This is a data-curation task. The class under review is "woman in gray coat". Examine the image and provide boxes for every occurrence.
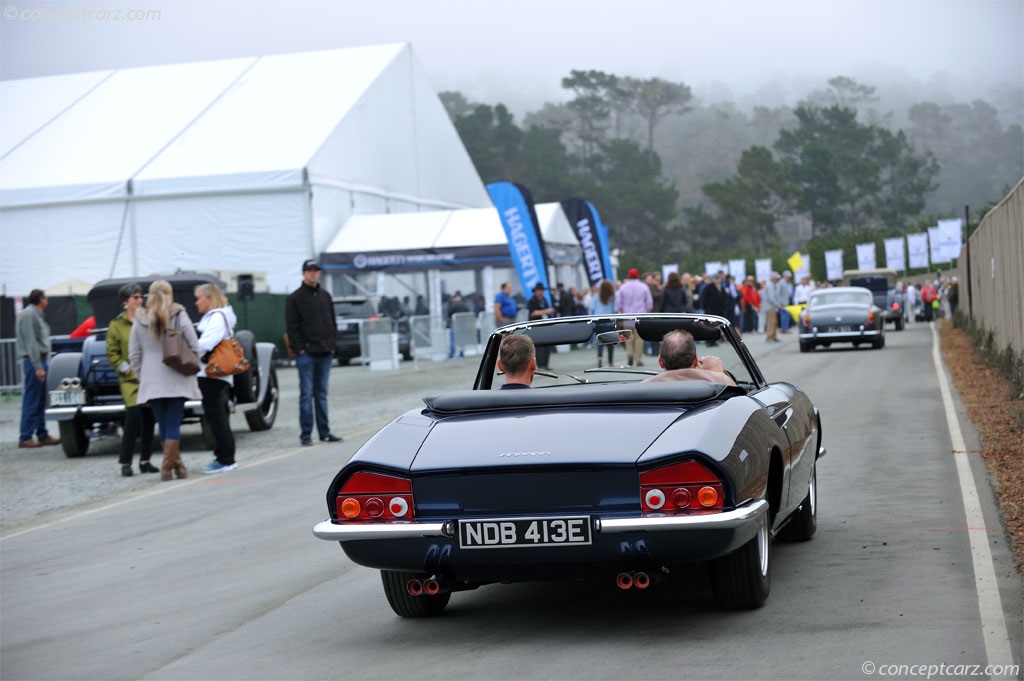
[129,280,201,480]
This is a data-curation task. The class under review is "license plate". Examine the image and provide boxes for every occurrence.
[459,516,592,549]
[49,390,85,406]
[827,325,853,333]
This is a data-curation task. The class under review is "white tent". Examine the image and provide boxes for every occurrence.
[0,44,490,296]
[322,202,582,274]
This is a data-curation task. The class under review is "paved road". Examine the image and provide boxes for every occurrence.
[1,325,1021,680]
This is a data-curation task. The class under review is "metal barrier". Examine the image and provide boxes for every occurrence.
[451,312,483,357]
[359,318,400,371]
[1,338,23,394]
[409,315,448,362]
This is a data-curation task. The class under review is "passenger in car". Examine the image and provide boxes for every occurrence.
[497,334,536,389]
[643,330,736,385]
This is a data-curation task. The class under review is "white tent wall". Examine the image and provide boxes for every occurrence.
[1,202,127,296]
[132,191,308,293]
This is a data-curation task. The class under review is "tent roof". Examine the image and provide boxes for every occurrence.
[0,44,489,208]
[43,277,94,296]
[326,203,578,254]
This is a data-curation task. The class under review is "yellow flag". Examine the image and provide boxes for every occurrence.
[785,303,806,323]
[787,252,804,273]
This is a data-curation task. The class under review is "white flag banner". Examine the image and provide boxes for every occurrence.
[907,233,929,269]
[755,258,772,284]
[937,219,963,261]
[794,252,811,281]
[856,242,877,270]
[661,263,679,282]
[825,249,844,281]
[728,259,746,282]
[704,261,725,277]
[884,237,906,272]
[928,227,948,264]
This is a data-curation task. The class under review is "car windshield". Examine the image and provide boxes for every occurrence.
[808,291,872,307]
[485,315,755,390]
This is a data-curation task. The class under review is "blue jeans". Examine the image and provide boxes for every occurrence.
[297,352,333,440]
[20,358,50,442]
[149,397,185,441]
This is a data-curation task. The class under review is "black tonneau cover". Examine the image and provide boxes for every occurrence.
[423,381,744,414]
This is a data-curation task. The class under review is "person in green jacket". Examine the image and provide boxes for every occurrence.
[107,283,157,477]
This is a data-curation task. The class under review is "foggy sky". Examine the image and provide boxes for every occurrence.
[2,0,1022,112]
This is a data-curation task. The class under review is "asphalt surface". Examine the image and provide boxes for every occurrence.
[1,325,1021,680]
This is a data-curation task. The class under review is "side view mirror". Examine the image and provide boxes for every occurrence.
[596,329,633,345]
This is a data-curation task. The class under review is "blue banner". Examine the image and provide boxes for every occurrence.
[588,201,614,282]
[487,182,551,305]
[561,198,613,286]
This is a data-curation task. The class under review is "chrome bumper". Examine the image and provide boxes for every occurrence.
[46,399,204,420]
[799,329,881,339]
[312,499,769,542]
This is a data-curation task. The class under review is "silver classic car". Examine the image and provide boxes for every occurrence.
[313,313,824,617]
[798,286,885,352]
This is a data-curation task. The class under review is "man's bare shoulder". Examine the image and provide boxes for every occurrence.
[643,368,736,385]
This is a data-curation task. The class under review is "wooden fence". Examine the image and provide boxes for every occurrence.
[962,177,1024,366]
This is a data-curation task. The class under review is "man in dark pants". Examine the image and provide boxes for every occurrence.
[286,260,342,447]
[16,289,61,448]
[526,283,555,370]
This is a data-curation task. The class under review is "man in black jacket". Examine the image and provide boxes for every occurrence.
[286,260,342,446]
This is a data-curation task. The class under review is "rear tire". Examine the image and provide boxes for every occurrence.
[799,340,812,353]
[710,511,770,609]
[59,416,90,458]
[872,335,885,349]
[381,570,450,618]
[779,462,817,542]
[895,317,905,331]
[245,367,278,431]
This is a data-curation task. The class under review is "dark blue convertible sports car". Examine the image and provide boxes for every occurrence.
[313,313,824,617]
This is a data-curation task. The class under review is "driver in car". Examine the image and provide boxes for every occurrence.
[643,330,736,385]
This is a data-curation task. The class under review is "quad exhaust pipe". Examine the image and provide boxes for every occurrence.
[616,571,652,590]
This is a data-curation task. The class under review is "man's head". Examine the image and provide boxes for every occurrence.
[770,271,780,282]
[501,282,511,294]
[783,270,792,280]
[498,334,536,386]
[658,330,698,370]
[302,259,321,287]
[27,289,47,309]
[532,283,546,298]
[627,268,640,280]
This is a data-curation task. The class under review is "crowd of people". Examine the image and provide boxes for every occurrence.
[13,261,962,478]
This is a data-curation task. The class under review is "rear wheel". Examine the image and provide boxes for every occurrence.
[381,570,450,618]
[779,461,817,542]
[710,511,770,609]
[245,367,278,431]
[895,316,905,331]
[59,416,89,458]
[799,340,812,353]
[872,335,885,349]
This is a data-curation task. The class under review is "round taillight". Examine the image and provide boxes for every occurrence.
[645,489,666,510]
[671,487,692,508]
[340,497,361,518]
[697,486,719,507]
[364,497,385,517]
[389,496,409,517]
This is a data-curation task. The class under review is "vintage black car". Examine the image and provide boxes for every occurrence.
[44,274,279,457]
[313,313,823,617]
[798,286,885,352]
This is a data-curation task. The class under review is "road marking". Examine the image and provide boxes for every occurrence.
[930,321,1014,671]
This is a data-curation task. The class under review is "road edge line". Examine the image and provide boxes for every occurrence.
[930,321,1015,672]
